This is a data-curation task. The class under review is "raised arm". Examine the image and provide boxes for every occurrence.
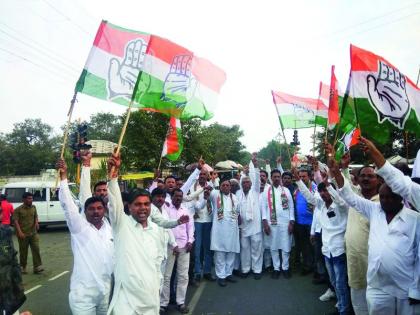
[78,151,93,209]
[107,153,124,227]
[181,158,204,195]
[249,154,261,193]
[57,158,84,234]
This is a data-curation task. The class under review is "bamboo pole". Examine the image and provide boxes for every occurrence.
[54,92,77,188]
[273,104,292,163]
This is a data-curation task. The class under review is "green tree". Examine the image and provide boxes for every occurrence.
[257,140,293,170]
[0,119,60,176]
[87,112,121,142]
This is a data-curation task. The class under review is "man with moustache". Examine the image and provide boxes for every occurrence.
[57,158,114,315]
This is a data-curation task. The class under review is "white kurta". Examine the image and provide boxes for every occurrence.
[107,179,165,315]
[59,179,114,301]
[262,184,295,251]
[237,161,262,237]
[209,190,240,253]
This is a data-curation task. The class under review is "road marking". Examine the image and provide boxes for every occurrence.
[24,285,42,295]
[48,270,69,281]
[188,281,207,314]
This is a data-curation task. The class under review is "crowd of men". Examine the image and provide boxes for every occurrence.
[1,136,420,315]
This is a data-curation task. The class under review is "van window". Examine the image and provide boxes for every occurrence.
[5,188,26,203]
[50,188,59,201]
[28,188,47,201]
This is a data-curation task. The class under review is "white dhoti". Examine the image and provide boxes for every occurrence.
[240,232,263,273]
[214,251,236,279]
[366,286,416,315]
[350,287,369,315]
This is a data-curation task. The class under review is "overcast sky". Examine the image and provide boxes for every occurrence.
[1,0,419,154]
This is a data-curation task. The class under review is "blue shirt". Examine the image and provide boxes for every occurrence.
[295,182,317,225]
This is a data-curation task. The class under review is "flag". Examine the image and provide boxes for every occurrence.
[328,65,340,129]
[161,117,183,161]
[76,20,150,105]
[340,45,420,143]
[132,35,226,120]
[271,90,328,129]
[335,124,361,161]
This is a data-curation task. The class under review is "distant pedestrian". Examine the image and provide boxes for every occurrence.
[0,194,14,226]
[13,192,43,274]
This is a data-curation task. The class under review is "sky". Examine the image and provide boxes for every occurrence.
[0,0,419,155]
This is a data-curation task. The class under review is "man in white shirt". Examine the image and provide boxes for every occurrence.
[150,188,177,292]
[237,158,263,279]
[295,171,351,315]
[262,169,295,279]
[358,137,420,211]
[57,158,114,315]
[106,153,167,315]
[160,189,194,314]
[204,179,240,287]
[330,156,420,315]
[190,168,215,284]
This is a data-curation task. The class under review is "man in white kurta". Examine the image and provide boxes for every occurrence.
[262,169,295,279]
[237,160,263,279]
[331,159,420,315]
[57,159,114,315]
[204,179,240,287]
[106,155,165,315]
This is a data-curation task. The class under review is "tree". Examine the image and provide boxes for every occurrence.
[87,112,121,143]
[257,140,293,170]
[0,119,60,176]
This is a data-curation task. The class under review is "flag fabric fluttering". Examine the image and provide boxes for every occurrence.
[328,65,341,129]
[335,124,360,161]
[161,117,183,161]
[271,90,328,129]
[76,20,151,106]
[132,35,226,121]
[339,45,420,143]
[76,21,226,121]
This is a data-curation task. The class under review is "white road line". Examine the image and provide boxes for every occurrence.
[48,270,69,281]
[188,281,207,314]
[24,285,42,295]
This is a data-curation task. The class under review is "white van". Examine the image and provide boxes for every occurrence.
[2,181,79,227]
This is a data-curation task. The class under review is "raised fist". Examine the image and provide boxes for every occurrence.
[161,55,197,108]
[367,60,410,128]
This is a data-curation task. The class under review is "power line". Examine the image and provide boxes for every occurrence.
[321,2,420,39]
[0,27,80,76]
[41,0,92,37]
[0,46,76,84]
[0,21,82,72]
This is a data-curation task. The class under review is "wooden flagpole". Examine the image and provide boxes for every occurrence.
[273,103,292,163]
[55,92,77,188]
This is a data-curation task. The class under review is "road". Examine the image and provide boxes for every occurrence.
[15,227,337,315]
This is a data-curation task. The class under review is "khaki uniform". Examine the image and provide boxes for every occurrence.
[13,204,43,270]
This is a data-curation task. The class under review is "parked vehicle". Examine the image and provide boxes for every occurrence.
[2,181,79,227]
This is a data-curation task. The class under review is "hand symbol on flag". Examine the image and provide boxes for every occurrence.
[108,39,148,99]
[367,60,410,128]
[161,55,197,108]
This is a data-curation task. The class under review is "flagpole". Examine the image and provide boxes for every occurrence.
[312,82,322,157]
[109,100,133,177]
[273,103,292,163]
[55,91,78,188]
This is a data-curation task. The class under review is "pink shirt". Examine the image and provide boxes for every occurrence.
[164,203,194,248]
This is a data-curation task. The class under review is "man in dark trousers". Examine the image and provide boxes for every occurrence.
[13,192,44,274]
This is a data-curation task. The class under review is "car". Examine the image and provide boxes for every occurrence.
[2,181,79,227]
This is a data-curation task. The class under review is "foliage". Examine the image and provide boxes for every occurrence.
[257,140,294,170]
[0,119,60,176]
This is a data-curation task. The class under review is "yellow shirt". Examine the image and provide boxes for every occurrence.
[344,194,379,289]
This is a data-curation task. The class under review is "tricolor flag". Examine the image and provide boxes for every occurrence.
[340,45,420,143]
[335,124,360,161]
[132,35,226,120]
[76,21,226,121]
[328,65,340,129]
[271,90,328,129]
[76,21,150,105]
[161,117,183,161]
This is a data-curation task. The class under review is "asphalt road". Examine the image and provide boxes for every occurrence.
[15,227,337,315]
